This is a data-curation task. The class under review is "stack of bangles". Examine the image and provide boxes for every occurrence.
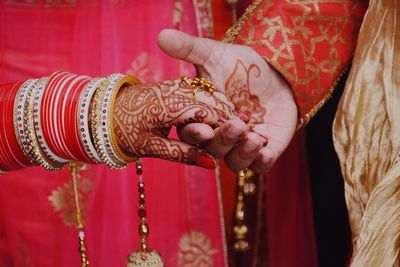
[0,71,140,173]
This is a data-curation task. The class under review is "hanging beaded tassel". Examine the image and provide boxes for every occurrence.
[126,159,164,267]
[69,161,90,267]
[233,168,256,252]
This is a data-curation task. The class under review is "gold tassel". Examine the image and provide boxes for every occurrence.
[126,159,164,267]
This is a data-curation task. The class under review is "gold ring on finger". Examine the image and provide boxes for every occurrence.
[181,76,216,101]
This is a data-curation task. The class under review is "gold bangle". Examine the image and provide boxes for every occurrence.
[90,74,141,170]
[107,74,140,164]
[76,78,105,164]
[90,79,119,168]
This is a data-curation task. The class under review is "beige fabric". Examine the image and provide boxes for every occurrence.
[333,0,400,266]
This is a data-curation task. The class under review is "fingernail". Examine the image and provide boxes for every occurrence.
[239,112,250,123]
[263,139,269,147]
[242,139,260,153]
[196,153,216,169]
[249,128,269,146]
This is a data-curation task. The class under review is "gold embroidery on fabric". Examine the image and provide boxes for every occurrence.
[48,164,92,227]
[173,0,184,27]
[238,13,351,81]
[192,0,214,38]
[223,0,265,43]
[178,231,218,267]
[297,63,350,128]
[231,1,357,124]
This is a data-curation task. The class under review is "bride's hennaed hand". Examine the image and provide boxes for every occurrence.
[113,78,239,169]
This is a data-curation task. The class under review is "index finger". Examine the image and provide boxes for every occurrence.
[170,79,240,127]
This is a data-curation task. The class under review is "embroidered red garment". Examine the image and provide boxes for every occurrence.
[233,0,368,126]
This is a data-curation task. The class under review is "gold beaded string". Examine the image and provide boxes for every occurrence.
[136,159,149,252]
[233,168,256,252]
[126,159,164,266]
[69,161,90,267]
[70,160,164,267]
[225,6,258,248]
[180,76,257,252]
[135,159,150,253]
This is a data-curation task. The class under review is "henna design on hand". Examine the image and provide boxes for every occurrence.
[113,79,236,164]
[225,60,266,124]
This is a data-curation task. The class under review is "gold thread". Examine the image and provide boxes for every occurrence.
[297,63,351,129]
[222,0,263,44]
[70,161,83,228]
[69,161,90,267]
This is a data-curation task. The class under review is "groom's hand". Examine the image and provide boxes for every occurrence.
[158,29,298,173]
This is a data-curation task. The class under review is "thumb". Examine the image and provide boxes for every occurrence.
[157,29,217,66]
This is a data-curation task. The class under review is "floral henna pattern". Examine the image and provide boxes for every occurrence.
[224,60,266,124]
[113,79,236,164]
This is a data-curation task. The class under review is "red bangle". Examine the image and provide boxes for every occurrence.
[54,74,83,159]
[46,72,75,158]
[63,76,91,161]
[35,72,69,164]
[0,81,32,170]
[40,72,92,162]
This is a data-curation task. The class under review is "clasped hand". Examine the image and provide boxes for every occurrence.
[114,29,298,174]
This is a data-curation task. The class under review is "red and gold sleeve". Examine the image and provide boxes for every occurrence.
[225,0,368,127]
